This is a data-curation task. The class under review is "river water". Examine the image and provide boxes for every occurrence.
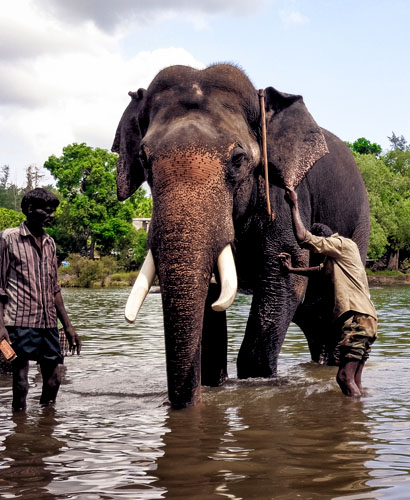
[0,285,410,499]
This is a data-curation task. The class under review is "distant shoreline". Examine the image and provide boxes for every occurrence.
[367,273,410,286]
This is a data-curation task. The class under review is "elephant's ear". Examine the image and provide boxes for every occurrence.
[264,87,328,189]
[112,89,146,201]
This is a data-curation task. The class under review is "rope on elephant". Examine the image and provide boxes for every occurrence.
[259,89,272,218]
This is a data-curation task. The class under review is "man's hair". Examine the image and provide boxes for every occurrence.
[21,188,60,215]
[311,223,333,238]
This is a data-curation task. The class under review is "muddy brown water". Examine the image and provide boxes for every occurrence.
[1,285,410,499]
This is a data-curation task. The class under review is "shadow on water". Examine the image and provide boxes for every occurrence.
[0,285,410,499]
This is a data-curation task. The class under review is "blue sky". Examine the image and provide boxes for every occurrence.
[1,0,409,186]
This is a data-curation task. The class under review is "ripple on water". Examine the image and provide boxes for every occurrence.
[0,286,409,499]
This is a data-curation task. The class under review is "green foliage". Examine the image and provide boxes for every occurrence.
[115,228,149,271]
[355,141,410,265]
[44,143,152,264]
[383,149,410,176]
[132,188,153,217]
[0,184,24,212]
[347,137,382,156]
[110,271,139,286]
[0,207,25,231]
[366,269,404,277]
[59,254,118,288]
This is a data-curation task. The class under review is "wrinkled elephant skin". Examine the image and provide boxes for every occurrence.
[112,64,370,408]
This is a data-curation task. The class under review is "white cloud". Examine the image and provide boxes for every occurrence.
[0,1,206,185]
[279,10,309,27]
[40,0,267,32]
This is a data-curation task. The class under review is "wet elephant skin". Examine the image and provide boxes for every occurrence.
[112,64,370,408]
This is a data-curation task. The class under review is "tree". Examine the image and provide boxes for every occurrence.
[132,187,153,217]
[356,153,410,269]
[1,165,9,188]
[388,132,409,151]
[347,137,382,156]
[384,149,410,176]
[44,143,151,263]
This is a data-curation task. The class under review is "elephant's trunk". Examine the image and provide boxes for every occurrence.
[149,148,235,408]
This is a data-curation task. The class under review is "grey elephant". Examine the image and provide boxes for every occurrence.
[112,64,369,409]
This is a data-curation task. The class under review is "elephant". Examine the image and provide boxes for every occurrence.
[112,64,370,409]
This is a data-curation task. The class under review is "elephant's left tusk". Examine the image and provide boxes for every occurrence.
[212,244,238,312]
[125,249,156,323]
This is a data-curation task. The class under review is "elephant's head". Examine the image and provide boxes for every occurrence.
[112,64,328,408]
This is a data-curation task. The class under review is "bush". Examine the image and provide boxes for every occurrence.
[110,271,138,286]
[0,207,25,231]
[59,254,118,287]
[366,269,404,277]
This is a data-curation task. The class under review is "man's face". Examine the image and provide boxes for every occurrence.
[26,203,56,228]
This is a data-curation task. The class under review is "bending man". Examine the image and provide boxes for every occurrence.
[279,189,377,397]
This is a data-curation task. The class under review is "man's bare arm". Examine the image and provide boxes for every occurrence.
[0,300,10,343]
[278,252,322,276]
[55,291,81,355]
[284,189,307,244]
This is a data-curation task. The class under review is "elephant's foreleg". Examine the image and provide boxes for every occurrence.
[237,278,303,379]
[201,283,228,387]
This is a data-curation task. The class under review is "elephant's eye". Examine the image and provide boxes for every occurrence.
[231,150,247,168]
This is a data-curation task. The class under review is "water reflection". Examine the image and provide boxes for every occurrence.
[0,408,64,499]
[155,384,378,499]
[0,285,409,499]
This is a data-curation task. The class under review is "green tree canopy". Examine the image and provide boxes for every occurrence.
[355,153,410,261]
[44,143,152,262]
[347,137,382,156]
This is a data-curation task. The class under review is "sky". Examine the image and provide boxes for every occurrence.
[1,0,409,186]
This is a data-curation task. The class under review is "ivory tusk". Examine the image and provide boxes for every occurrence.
[125,249,156,323]
[211,244,238,312]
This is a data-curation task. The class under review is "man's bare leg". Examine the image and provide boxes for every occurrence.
[12,358,30,411]
[336,359,361,397]
[40,362,61,406]
[354,360,365,393]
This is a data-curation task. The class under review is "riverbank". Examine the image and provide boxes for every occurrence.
[367,271,410,286]
[58,271,410,289]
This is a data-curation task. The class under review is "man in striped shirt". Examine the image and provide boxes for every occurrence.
[0,188,81,411]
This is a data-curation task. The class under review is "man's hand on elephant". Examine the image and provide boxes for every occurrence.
[278,252,293,271]
[284,188,298,207]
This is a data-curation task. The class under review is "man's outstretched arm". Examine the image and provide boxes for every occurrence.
[284,189,307,244]
[278,252,322,276]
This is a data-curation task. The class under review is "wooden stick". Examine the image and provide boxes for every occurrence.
[259,89,271,216]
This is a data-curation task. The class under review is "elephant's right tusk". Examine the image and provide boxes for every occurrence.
[125,249,156,323]
[211,244,238,312]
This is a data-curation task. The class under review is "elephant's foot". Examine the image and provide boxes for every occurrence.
[202,368,228,387]
[336,360,362,397]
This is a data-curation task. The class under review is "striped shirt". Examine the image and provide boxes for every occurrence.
[0,223,61,328]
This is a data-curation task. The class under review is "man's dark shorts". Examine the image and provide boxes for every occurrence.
[7,327,63,365]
